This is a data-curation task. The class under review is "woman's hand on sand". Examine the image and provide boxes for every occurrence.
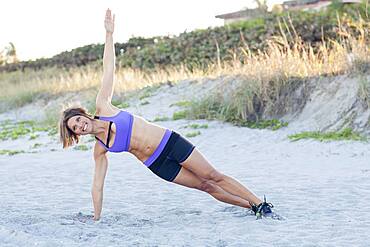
[104,9,115,34]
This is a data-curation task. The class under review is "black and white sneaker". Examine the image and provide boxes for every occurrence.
[250,196,283,220]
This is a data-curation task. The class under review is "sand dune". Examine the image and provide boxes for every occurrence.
[0,78,369,246]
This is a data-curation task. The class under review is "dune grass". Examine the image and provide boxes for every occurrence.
[0,149,25,156]
[184,123,209,129]
[73,144,90,151]
[288,128,367,142]
[0,19,368,131]
[170,101,192,108]
[152,116,170,122]
[172,111,187,120]
[0,120,56,141]
[185,17,370,127]
[185,131,201,138]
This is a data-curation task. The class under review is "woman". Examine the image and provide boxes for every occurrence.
[59,9,274,221]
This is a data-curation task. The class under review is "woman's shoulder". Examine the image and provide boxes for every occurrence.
[95,104,120,117]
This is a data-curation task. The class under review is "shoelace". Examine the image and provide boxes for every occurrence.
[251,195,274,218]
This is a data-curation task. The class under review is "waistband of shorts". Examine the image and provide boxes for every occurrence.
[143,129,173,167]
[146,131,180,168]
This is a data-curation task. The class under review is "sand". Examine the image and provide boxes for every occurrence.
[0,80,370,247]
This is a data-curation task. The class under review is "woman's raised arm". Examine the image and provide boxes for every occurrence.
[96,9,116,110]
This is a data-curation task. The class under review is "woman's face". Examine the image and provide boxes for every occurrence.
[67,115,93,135]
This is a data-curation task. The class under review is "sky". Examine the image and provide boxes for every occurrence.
[0,0,283,61]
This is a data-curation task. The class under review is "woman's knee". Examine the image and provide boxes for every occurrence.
[207,170,225,183]
[197,181,216,193]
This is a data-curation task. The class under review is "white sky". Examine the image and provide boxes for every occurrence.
[0,0,283,61]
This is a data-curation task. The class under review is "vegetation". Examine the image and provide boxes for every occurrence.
[0,4,369,133]
[170,101,192,108]
[238,119,288,130]
[31,143,43,149]
[140,100,150,105]
[288,128,367,142]
[112,100,130,109]
[184,123,209,129]
[0,3,368,73]
[152,116,170,122]
[0,42,18,65]
[73,145,89,151]
[173,111,187,120]
[0,149,25,156]
[183,13,369,127]
[0,120,56,141]
[185,131,201,138]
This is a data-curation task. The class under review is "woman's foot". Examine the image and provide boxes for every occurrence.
[250,196,277,219]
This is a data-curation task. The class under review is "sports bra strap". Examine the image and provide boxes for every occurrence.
[106,122,113,147]
[93,115,113,148]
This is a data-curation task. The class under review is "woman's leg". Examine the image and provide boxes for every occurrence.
[181,148,262,206]
[172,167,252,208]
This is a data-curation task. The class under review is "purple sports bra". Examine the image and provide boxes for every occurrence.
[94,110,133,153]
[94,110,172,167]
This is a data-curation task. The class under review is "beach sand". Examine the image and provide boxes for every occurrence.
[0,80,369,246]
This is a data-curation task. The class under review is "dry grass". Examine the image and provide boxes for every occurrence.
[186,17,370,122]
[0,18,368,114]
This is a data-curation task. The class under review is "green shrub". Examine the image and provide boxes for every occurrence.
[74,145,89,151]
[185,123,209,129]
[173,111,188,120]
[0,149,25,156]
[288,128,367,142]
[170,101,192,107]
[185,131,201,138]
[153,116,170,122]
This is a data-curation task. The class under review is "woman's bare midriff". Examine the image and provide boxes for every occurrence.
[128,115,167,163]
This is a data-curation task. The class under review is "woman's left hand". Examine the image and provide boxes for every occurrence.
[104,9,115,34]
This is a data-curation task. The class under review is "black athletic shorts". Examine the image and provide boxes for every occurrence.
[148,131,195,182]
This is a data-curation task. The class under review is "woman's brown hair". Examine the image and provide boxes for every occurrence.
[59,106,93,148]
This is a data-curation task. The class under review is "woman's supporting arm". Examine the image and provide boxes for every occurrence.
[96,9,116,109]
[92,145,109,220]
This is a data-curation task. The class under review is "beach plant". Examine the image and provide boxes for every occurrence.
[239,119,288,130]
[0,120,57,141]
[0,121,32,140]
[2,4,367,73]
[0,9,368,132]
[140,100,150,105]
[74,145,89,151]
[139,91,152,100]
[185,131,201,138]
[29,133,39,140]
[173,110,188,120]
[87,136,96,142]
[0,149,25,156]
[184,123,209,129]
[47,127,58,136]
[170,101,192,108]
[288,128,367,142]
[138,85,160,100]
[152,116,170,122]
[112,99,130,109]
[31,143,43,149]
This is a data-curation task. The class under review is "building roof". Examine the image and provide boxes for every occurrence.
[283,0,361,7]
[341,0,362,3]
[215,9,265,20]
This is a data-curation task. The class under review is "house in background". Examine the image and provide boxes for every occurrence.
[282,0,362,11]
[216,0,362,25]
[215,8,267,25]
